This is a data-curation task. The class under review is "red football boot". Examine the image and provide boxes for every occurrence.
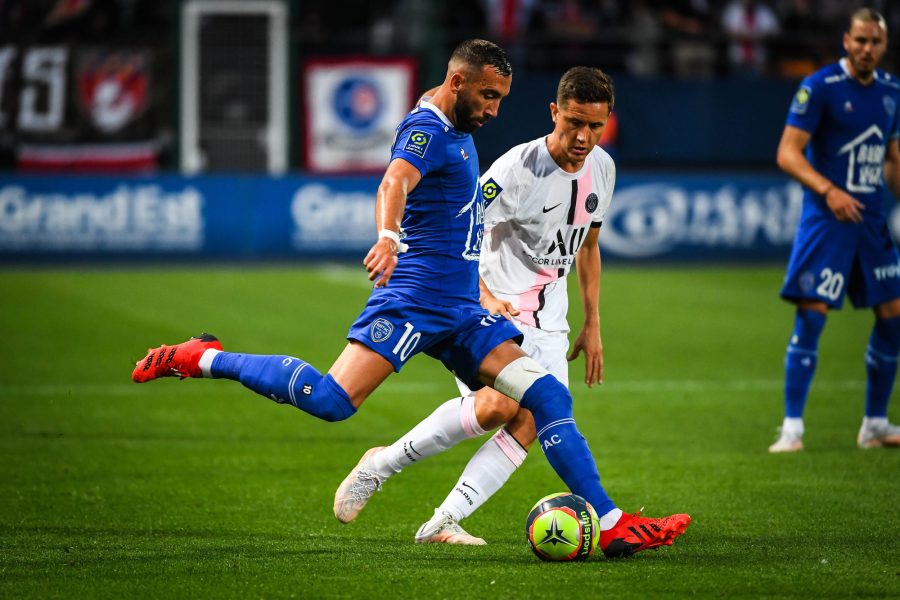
[132,333,223,382]
[600,509,691,558]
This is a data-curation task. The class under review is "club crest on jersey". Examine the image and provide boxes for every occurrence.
[404,130,432,158]
[585,193,599,213]
[370,318,394,343]
[885,96,896,117]
[790,86,811,114]
[459,147,469,160]
[481,178,502,206]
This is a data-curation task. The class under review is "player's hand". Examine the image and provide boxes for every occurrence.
[481,295,519,320]
[364,237,399,288]
[567,328,603,387]
[825,188,864,223]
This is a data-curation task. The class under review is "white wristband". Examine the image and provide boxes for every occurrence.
[379,229,408,253]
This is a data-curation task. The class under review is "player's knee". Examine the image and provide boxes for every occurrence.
[476,388,520,427]
[314,402,355,422]
[493,356,548,402]
[309,374,357,422]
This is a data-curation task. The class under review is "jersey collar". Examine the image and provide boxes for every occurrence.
[418,101,454,129]
[840,57,880,83]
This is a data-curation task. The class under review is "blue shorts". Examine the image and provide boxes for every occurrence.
[347,288,524,389]
[781,212,900,309]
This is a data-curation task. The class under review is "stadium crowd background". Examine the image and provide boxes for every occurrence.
[1,0,897,173]
[4,0,898,76]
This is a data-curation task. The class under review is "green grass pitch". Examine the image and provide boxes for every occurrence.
[1,264,897,598]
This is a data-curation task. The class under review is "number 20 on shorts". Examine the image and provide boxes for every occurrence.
[817,267,844,301]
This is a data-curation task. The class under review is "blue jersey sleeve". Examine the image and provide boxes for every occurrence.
[891,91,900,141]
[785,75,824,134]
[391,120,447,177]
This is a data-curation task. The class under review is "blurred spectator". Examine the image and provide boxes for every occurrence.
[773,0,829,78]
[654,0,717,78]
[481,0,538,68]
[521,0,601,72]
[441,0,488,41]
[626,0,662,76]
[483,0,538,42]
[722,0,780,76]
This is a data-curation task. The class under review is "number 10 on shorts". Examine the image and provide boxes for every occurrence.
[393,322,421,361]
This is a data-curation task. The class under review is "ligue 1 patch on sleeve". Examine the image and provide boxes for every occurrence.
[403,130,432,158]
[790,86,811,114]
[481,178,503,206]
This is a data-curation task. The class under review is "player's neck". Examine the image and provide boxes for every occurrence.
[426,88,459,129]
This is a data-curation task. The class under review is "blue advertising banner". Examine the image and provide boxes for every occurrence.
[602,174,805,261]
[0,175,379,260]
[1,173,897,262]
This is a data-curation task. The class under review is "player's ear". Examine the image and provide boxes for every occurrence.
[449,72,466,95]
[550,102,559,123]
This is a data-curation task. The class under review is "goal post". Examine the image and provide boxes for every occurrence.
[180,0,288,174]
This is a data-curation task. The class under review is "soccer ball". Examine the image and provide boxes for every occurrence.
[525,492,599,562]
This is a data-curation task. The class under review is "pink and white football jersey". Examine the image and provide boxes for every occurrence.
[478,137,615,332]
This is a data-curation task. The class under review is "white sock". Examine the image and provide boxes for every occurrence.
[782,417,804,437]
[438,427,527,521]
[369,395,485,480]
[198,348,221,378]
[599,508,623,531]
[862,416,888,430]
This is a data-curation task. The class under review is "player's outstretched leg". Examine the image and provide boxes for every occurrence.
[132,334,357,422]
[132,333,222,381]
[415,509,486,545]
[599,510,692,559]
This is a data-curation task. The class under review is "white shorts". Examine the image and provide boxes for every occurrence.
[456,319,570,396]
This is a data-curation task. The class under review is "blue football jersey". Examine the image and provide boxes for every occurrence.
[384,101,484,305]
[786,59,900,219]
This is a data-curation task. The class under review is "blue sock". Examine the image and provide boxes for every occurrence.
[211,352,356,422]
[865,315,900,418]
[784,309,826,418]
[520,374,616,516]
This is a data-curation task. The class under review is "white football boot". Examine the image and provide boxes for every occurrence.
[857,420,900,449]
[415,509,486,545]
[333,447,385,523]
[768,427,804,453]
